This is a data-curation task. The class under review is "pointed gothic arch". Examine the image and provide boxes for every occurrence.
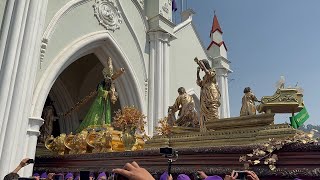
[30,31,145,127]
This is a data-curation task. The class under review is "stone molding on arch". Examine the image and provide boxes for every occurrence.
[40,0,148,82]
[31,31,145,124]
[49,78,80,133]
[40,0,93,65]
[93,0,122,31]
[115,0,148,81]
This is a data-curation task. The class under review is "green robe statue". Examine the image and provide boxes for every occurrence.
[75,57,124,132]
[76,82,111,132]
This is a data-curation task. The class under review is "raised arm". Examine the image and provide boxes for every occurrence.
[169,97,181,113]
[12,158,30,173]
[196,66,203,87]
[253,94,260,102]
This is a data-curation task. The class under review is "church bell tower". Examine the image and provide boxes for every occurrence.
[207,13,232,118]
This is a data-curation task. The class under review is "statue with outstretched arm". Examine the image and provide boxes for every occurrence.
[194,57,221,131]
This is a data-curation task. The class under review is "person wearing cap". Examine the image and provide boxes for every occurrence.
[89,172,95,180]
[177,174,191,180]
[97,172,107,180]
[65,173,74,180]
[40,172,48,179]
[204,175,222,180]
[33,173,40,180]
[159,172,168,180]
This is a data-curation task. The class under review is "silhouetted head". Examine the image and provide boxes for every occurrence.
[201,59,211,70]
[244,87,251,93]
[178,87,186,95]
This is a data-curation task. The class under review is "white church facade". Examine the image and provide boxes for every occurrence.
[0,0,231,177]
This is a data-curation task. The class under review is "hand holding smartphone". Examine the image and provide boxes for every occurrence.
[234,171,247,180]
[52,174,64,180]
[26,159,34,164]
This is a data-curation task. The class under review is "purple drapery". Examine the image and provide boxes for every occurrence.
[172,0,178,12]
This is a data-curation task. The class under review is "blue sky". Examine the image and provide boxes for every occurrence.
[174,0,320,125]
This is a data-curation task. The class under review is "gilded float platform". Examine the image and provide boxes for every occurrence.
[145,114,298,149]
[34,143,320,179]
[34,114,320,179]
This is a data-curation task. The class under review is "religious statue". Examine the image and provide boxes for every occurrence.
[240,87,260,116]
[39,103,55,143]
[76,57,124,132]
[168,87,198,127]
[194,57,221,131]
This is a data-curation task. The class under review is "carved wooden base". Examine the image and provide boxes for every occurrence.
[145,114,298,149]
[34,114,318,179]
[34,144,320,179]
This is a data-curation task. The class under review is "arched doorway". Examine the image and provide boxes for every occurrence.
[40,53,122,138]
[26,32,145,174]
[31,32,144,119]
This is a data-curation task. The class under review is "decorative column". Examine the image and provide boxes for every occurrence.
[224,75,230,117]
[23,117,44,176]
[0,0,48,178]
[163,36,170,118]
[148,32,171,135]
[216,69,228,118]
[147,32,156,135]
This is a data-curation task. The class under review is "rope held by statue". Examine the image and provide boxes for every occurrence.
[61,90,98,117]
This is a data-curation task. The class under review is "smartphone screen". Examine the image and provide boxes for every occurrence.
[235,171,247,180]
[26,159,34,164]
[160,147,173,155]
[80,171,90,180]
[53,174,64,180]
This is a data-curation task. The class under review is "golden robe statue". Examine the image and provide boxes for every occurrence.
[195,58,221,129]
[169,87,198,127]
[240,87,259,116]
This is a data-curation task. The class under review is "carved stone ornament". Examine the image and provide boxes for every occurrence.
[162,2,169,14]
[93,0,122,31]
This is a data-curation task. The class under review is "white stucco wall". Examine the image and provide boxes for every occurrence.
[0,0,7,27]
[207,45,220,59]
[169,22,207,105]
[211,31,223,43]
[220,44,227,59]
[44,0,71,28]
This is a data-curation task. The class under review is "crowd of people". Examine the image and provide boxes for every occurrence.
[5,159,306,180]
[4,158,263,180]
